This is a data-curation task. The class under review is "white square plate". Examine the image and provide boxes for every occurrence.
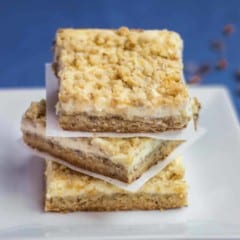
[0,86,240,239]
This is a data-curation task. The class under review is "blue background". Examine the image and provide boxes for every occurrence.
[1,0,240,117]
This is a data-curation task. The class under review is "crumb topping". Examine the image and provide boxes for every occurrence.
[54,27,189,114]
[23,99,46,126]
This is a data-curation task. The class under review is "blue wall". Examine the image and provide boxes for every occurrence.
[1,0,240,116]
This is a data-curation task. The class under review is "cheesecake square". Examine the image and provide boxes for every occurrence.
[44,157,188,212]
[21,100,182,183]
[53,27,192,133]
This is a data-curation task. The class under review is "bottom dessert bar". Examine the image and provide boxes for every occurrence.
[45,157,188,212]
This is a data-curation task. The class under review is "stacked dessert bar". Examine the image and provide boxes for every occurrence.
[21,27,200,212]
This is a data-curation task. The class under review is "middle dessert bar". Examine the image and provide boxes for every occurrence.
[21,100,182,183]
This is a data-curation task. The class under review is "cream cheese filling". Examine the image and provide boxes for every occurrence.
[58,98,192,119]
[127,140,162,173]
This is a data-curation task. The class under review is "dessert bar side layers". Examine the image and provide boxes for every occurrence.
[45,158,187,212]
[21,100,182,183]
[58,113,190,133]
[59,98,201,132]
[53,27,192,132]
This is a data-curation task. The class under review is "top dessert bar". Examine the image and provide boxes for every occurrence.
[53,27,192,132]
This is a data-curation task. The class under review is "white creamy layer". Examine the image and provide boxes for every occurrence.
[45,159,185,198]
[22,120,162,169]
[22,121,106,158]
[58,97,192,119]
[127,140,161,173]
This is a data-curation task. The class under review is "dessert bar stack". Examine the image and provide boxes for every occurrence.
[21,27,200,212]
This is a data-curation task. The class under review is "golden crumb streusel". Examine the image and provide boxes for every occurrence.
[54,27,189,114]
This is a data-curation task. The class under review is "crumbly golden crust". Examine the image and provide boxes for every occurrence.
[24,99,46,126]
[54,27,189,119]
[45,193,187,212]
[59,112,190,132]
[44,159,187,212]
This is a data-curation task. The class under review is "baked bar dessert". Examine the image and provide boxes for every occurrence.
[45,157,188,212]
[21,100,182,183]
[53,27,193,132]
